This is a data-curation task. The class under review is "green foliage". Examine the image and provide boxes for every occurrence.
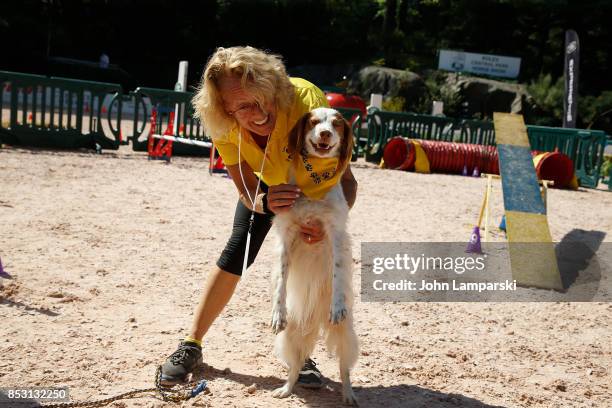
[2,0,612,132]
[378,71,462,115]
[420,71,464,117]
[601,156,611,179]
[579,91,612,132]
[526,74,564,126]
[525,75,612,132]
[382,96,406,112]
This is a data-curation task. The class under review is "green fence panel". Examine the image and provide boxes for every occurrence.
[0,70,122,150]
[526,125,578,158]
[573,131,606,188]
[364,111,456,162]
[526,125,607,188]
[130,87,210,156]
[456,119,496,146]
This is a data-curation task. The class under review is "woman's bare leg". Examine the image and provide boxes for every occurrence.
[189,267,240,340]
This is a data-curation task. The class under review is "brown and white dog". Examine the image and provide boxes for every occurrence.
[270,107,359,405]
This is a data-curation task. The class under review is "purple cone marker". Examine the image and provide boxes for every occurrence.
[0,257,11,279]
[466,227,482,254]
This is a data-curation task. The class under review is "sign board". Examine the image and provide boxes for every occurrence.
[438,49,521,79]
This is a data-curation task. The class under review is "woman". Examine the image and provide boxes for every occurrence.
[160,46,358,388]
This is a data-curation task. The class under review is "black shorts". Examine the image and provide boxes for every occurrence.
[216,182,274,276]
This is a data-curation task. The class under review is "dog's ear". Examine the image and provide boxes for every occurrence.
[337,115,354,173]
[288,112,311,163]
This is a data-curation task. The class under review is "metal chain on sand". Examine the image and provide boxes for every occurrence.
[40,366,208,408]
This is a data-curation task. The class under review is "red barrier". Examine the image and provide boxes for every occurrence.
[147,110,174,161]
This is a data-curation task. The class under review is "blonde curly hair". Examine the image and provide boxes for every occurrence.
[192,46,295,140]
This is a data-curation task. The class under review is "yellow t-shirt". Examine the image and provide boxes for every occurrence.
[214,77,329,187]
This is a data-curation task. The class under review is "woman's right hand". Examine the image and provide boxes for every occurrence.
[267,184,301,214]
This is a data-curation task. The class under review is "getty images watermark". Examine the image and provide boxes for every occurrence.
[371,251,516,292]
[361,242,611,302]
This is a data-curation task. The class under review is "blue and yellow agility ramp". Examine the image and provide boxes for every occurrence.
[494,113,563,290]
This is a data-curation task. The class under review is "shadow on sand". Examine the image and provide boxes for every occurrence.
[556,228,607,293]
[197,364,508,408]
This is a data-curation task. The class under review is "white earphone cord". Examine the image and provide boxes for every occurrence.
[237,125,271,276]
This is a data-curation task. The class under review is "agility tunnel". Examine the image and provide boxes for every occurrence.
[532,151,577,189]
[383,137,577,188]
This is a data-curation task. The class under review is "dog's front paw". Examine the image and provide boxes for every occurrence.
[272,383,293,398]
[270,308,287,334]
[330,304,347,325]
[342,388,359,406]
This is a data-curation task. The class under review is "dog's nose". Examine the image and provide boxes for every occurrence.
[319,130,332,142]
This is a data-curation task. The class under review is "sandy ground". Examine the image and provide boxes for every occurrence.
[0,145,611,408]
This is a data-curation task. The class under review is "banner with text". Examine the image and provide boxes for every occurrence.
[563,30,580,128]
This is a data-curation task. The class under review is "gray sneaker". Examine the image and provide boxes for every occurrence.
[297,358,323,389]
[160,341,203,385]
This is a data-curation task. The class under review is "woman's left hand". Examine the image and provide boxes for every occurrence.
[300,219,325,244]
